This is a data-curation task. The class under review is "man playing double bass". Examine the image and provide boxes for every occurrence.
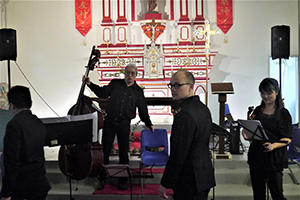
[83,63,155,191]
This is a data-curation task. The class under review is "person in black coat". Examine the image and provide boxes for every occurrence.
[1,86,51,200]
[242,78,292,200]
[158,70,215,200]
[83,64,154,190]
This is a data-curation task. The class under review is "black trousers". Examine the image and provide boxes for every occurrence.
[173,189,210,200]
[11,193,48,200]
[249,164,287,200]
[102,118,130,165]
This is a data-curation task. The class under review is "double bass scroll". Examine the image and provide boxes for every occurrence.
[69,46,102,119]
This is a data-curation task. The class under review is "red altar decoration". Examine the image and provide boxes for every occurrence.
[141,24,166,42]
[216,0,233,34]
[145,13,161,20]
[75,0,92,36]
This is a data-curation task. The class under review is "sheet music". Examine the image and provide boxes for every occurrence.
[68,112,98,142]
[41,112,98,145]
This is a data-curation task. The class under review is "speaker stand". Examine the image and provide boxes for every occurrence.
[278,58,282,88]
[7,60,11,90]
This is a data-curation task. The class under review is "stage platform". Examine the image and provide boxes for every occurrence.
[42,146,300,200]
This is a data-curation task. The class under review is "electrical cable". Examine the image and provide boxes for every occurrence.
[14,61,60,117]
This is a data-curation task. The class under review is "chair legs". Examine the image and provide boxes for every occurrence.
[288,165,299,185]
[139,161,144,198]
[129,177,133,200]
[138,162,156,198]
[287,160,300,185]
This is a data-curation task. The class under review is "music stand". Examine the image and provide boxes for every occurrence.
[103,164,133,200]
[237,119,269,142]
[41,112,99,200]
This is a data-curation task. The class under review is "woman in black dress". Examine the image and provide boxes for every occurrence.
[243,77,293,200]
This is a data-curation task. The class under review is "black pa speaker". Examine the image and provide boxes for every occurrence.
[229,121,241,154]
[271,25,290,59]
[0,28,17,61]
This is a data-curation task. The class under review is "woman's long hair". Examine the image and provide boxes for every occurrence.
[258,77,283,120]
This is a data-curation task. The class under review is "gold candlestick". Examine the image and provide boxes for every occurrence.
[125,39,129,54]
[175,38,181,53]
[192,37,196,52]
[105,40,110,55]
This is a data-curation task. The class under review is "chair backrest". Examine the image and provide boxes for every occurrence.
[288,124,300,159]
[0,109,13,151]
[141,129,169,166]
[290,125,300,147]
[225,103,233,127]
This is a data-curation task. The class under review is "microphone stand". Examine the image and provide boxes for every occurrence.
[257,125,271,200]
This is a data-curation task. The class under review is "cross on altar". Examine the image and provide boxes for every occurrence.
[146,17,161,27]
[194,19,221,104]
[146,18,161,42]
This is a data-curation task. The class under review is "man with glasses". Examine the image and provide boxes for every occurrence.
[83,63,155,191]
[159,70,215,200]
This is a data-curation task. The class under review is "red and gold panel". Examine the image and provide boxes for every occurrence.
[75,0,91,36]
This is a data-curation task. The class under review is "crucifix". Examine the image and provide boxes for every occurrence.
[194,19,221,104]
[146,18,161,42]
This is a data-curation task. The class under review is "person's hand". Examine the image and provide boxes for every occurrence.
[263,142,274,152]
[82,75,91,85]
[158,185,168,199]
[241,129,250,141]
[151,126,155,132]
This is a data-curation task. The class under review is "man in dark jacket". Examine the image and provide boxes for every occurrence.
[158,70,215,200]
[83,63,154,190]
[1,86,51,200]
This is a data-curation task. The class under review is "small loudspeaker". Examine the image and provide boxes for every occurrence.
[271,25,290,59]
[229,121,240,154]
[0,29,17,61]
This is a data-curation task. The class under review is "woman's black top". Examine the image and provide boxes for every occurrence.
[248,106,293,170]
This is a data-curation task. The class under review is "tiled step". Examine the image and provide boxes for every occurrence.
[45,158,300,185]
[46,183,300,200]
[26,154,300,200]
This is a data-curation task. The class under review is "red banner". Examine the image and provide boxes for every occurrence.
[75,0,91,36]
[216,0,233,34]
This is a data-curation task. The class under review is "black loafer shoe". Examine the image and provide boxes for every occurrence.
[118,181,127,190]
[97,179,106,190]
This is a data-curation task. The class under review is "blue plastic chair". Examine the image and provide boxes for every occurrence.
[287,124,300,185]
[224,103,233,128]
[139,129,169,196]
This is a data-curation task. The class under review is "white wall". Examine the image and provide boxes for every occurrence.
[0,0,298,125]
[206,0,298,123]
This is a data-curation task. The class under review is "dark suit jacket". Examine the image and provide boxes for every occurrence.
[161,95,215,194]
[88,79,153,129]
[1,110,51,198]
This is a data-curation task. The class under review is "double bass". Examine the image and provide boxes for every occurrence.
[58,46,104,181]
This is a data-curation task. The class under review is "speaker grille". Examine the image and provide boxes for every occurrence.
[271,25,290,59]
[0,29,17,61]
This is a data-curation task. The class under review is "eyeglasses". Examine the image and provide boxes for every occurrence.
[125,71,136,76]
[167,83,190,89]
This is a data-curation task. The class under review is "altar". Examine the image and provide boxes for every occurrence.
[92,0,219,117]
